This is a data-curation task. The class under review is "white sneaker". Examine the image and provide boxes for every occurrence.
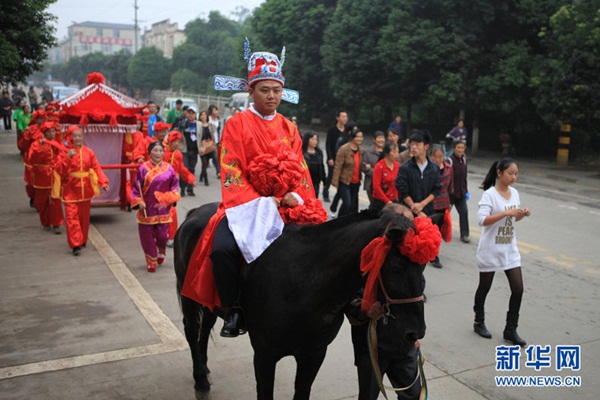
[166,239,174,248]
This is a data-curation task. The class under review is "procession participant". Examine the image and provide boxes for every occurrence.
[473,158,531,346]
[18,110,47,206]
[27,122,65,233]
[133,121,170,163]
[55,126,109,255]
[131,142,180,272]
[163,130,197,247]
[181,38,327,337]
[16,104,32,142]
[123,117,145,210]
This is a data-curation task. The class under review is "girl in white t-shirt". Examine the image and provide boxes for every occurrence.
[473,159,531,347]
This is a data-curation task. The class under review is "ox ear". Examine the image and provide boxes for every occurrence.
[429,213,444,229]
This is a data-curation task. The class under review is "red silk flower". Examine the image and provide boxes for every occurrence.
[279,197,328,225]
[400,217,442,265]
[247,140,304,198]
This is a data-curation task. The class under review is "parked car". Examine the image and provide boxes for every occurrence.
[45,80,65,90]
[52,86,79,100]
[161,97,199,120]
[223,92,252,120]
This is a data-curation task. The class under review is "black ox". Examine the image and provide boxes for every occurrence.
[174,202,427,400]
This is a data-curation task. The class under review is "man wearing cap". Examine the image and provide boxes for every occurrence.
[27,122,65,233]
[55,125,109,255]
[18,110,47,206]
[181,38,326,337]
[177,106,199,197]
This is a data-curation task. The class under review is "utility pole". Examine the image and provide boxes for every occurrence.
[134,0,139,54]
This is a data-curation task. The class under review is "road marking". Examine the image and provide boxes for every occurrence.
[559,204,578,211]
[0,225,187,380]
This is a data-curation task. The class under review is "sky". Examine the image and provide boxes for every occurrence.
[47,0,265,40]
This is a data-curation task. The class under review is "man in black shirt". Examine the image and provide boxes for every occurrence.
[323,109,348,203]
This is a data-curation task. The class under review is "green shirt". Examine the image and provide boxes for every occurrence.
[17,113,31,131]
[166,108,183,124]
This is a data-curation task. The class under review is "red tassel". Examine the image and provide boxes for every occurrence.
[109,112,118,126]
[79,113,89,126]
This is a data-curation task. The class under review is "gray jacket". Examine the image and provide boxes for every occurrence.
[361,145,382,193]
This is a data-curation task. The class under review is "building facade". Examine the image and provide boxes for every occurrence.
[143,19,186,58]
[56,21,141,62]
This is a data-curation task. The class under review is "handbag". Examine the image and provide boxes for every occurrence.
[200,139,216,155]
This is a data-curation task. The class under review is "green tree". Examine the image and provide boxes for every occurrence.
[105,50,133,89]
[321,0,395,115]
[531,0,600,152]
[0,0,57,83]
[127,46,171,91]
[251,0,337,117]
[171,69,203,93]
[176,11,245,92]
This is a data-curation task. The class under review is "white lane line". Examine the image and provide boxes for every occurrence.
[0,225,187,380]
[88,224,187,348]
[559,204,578,211]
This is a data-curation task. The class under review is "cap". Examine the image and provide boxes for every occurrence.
[188,106,198,113]
[153,122,171,131]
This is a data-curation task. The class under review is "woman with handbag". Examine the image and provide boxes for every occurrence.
[198,110,216,186]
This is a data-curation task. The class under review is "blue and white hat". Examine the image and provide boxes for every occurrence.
[214,38,299,104]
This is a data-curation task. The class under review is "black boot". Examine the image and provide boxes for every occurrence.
[220,308,247,338]
[473,306,492,339]
[503,312,526,347]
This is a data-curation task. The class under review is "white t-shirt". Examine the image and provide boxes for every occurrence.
[476,186,522,272]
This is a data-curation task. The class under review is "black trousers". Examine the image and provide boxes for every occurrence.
[210,217,242,308]
[181,150,198,192]
[2,115,11,130]
[451,197,470,238]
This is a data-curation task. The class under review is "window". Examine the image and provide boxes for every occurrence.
[101,44,113,53]
[96,28,103,36]
[113,30,120,38]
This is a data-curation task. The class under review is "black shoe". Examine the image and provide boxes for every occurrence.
[126,203,132,212]
[29,198,34,208]
[504,327,526,347]
[72,246,81,256]
[431,257,443,269]
[330,203,338,213]
[474,322,492,338]
[220,309,246,338]
[187,190,195,197]
[180,190,186,198]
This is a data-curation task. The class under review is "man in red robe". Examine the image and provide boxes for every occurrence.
[181,39,327,337]
[56,126,109,255]
[18,110,46,206]
[27,122,65,233]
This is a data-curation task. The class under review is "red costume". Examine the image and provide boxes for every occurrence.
[56,142,109,249]
[123,130,143,204]
[28,132,64,228]
[181,109,327,310]
[372,159,400,204]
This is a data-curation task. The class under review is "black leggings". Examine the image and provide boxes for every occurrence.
[474,267,524,316]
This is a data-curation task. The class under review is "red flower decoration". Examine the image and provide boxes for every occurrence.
[279,198,328,225]
[400,217,442,265]
[86,72,105,85]
[247,140,304,198]
[89,108,106,122]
